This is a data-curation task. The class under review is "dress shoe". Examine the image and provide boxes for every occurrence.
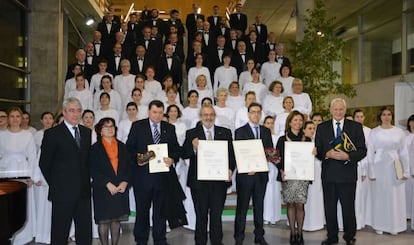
[345,238,356,245]
[290,232,297,244]
[375,230,383,235]
[254,237,269,245]
[297,233,304,245]
[321,239,338,245]
[235,239,243,245]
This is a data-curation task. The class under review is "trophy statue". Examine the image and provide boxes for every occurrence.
[136,150,156,166]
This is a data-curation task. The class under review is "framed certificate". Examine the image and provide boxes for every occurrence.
[197,140,229,181]
[233,139,268,173]
[148,143,170,173]
[284,141,315,181]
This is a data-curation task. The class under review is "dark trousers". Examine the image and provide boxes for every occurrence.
[322,181,357,242]
[133,186,167,245]
[51,198,92,245]
[234,174,267,241]
[191,183,227,245]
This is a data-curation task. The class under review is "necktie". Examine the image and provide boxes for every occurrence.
[73,126,81,148]
[336,121,341,138]
[207,130,213,140]
[153,123,160,144]
[254,126,259,139]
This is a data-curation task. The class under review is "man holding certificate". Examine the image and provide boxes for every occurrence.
[126,100,183,245]
[234,102,273,245]
[315,98,366,245]
[183,105,236,245]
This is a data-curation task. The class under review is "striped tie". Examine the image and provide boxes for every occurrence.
[73,126,81,148]
[153,123,160,144]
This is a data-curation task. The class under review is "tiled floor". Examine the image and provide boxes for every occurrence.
[35,221,413,245]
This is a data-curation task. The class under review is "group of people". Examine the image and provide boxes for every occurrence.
[1,2,414,245]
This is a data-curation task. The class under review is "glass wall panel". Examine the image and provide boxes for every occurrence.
[342,38,359,84]
[407,11,414,73]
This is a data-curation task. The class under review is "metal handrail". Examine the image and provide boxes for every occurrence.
[0,98,30,104]
[0,62,29,74]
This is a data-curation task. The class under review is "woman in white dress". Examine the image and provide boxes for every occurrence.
[156,75,181,104]
[194,74,214,106]
[242,67,267,104]
[352,109,371,230]
[89,59,113,94]
[238,58,255,91]
[274,96,295,140]
[118,102,139,143]
[187,53,212,91]
[262,115,282,225]
[163,86,184,113]
[213,88,235,134]
[128,88,148,120]
[226,82,244,113]
[405,115,414,230]
[278,64,294,96]
[367,107,410,235]
[68,73,93,110]
[181,90,200,129]
[33,112,54,244]
[291,78,312,120]
[93,75,123,114]
[261,50,281,87]
[234,91,265,129]
[113,59,135,108]
[262,81,284,117]
[144,66,162,99]
[302,121,325,231]
[94,92,120,126]
[134,74,152,106]
[165,105,195,230]
[81,109,97,144]
[0,107,37,245]
[213,54,238,96]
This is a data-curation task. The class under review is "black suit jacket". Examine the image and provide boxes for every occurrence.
[89,139,131,221]
[126,119,181,191]
[254,24,268,44]
[208,46,231,75]
[136,37,162,66]
[315,119,367,183]
[97,21,120,54]
[129,55,150,75]
[40,123,92,202]
[183,125,236,189]
[107,53,127,76]
[207,15,221,32]
[155,54,183,87]
[186,13,205,38]
[229,13,247,33]
[231,51,253,76]
[234,123,273,183]
[246,41,265,65]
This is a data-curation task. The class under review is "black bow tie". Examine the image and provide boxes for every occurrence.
[204,32,209,34]
[115,55,121,57]
[137,57,143,61]
[94,42,101,45]
[87,55,93,57]
[218,48,224,51]
[166,56,172,59]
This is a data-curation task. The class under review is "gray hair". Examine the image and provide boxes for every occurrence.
[63,97,82,111]
[216,87,228,97]
[330,98,347,109]
[199,104,216,117]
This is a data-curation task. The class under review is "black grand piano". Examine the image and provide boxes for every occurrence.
[0,180,27,245]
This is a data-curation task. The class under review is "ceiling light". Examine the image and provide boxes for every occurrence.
[85,16,95,26]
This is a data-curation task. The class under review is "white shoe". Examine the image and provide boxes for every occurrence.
[390,232,398,235]
[375,230,383,235]
[166,226,171,233]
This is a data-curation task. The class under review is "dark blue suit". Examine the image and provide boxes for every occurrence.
[233,123,273,243]
[315,119,366,243]
[126,118,181,245]
[40,122,92,245]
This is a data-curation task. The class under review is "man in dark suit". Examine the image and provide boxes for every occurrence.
[165,9,185,40]
[234,102,273,245]
[186,3,205,51]
[208,35,230,75]
[155,43,183,89]
[275,43,291,67]
[97,12,120,56]
[165,33,185,64]
[231,40,253,76]
[39,97,92,245]
[315,98,366,245]
[65,48,94,81]
[207,5,221,33]
[253,15,268,45]
[107,43,126,76]
[183,105,236,245]
[130,45,149,76]
[126,100,181,245]
[245,31,265,65]
[137,26,162,68]
[146,9,165,38]
[229,3,248,35]
[85,42,99,78]
[215,16,230,40]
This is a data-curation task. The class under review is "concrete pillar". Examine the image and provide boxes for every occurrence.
[296,0,314,41]
[29,0,64,128]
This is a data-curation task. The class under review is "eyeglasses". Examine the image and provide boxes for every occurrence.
[102,125,115,129]
[249,110,261,114]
